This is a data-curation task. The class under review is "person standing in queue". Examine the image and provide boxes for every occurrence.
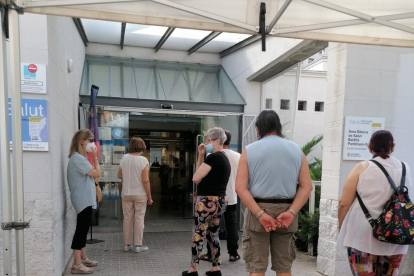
[200,130,241,264]
[118,137,153,253]
[338,130,413,276]
[67,129,100,274]
[183,127,230,276]
[236,110,313,276]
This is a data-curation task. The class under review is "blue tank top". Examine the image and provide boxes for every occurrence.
[245,135,302,199]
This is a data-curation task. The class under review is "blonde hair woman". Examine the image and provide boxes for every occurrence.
[118,137,153,253]
[67,129,100,274]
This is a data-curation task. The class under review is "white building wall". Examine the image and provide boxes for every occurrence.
[0,13,85,276]
[294,71,326,158]
[221,37,302,116]
[262,71,327,157]
[47,15,86,276]
[263,73,296,138]
[318,43,414,276]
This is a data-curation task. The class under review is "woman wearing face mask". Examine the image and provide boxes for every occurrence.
[182,127,231,276]
[118,137,153,253]
[67,129,100,274]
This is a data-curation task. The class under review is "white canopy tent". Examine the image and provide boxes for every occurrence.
[1,1,414,276]
[19,0,414,47]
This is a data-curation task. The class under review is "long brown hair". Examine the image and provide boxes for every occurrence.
[68,129,93,158]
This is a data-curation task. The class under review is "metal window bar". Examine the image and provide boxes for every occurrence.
[178,62,194,101]
[155,61,167,100]
[190,70,199,97]
[108,59,111,97]
[120,63,124,97]
[132,59,139,98]
[198,63,220,102]
[153,65,160,100]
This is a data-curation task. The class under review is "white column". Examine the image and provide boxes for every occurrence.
[317,43,350,276]
[0,7,13,276]
[8,8,26,276]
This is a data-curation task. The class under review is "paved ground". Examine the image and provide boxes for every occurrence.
[64,232,321,276]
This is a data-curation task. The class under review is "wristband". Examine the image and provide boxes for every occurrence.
[288,208,297,216]
[255,209,265,219]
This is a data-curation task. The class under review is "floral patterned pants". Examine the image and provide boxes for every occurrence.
[347,247,403,276]
[191,196,227,269]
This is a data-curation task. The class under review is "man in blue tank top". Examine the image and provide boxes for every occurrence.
[235,110,313,276]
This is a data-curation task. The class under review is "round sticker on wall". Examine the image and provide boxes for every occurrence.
[28,64,38,73]
[112,128,124,139]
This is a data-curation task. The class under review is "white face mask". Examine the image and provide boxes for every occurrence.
[86,142,96,153]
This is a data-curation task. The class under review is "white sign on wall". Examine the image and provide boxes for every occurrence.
[343,116,385,161]
[21,63,47,94]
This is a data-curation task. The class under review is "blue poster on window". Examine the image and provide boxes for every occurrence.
[9,98,49,151]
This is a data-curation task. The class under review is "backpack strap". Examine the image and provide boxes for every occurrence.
[401,162,406,187]
[356,192,375,227]
[356,159,403,228]
[370,160,398,192]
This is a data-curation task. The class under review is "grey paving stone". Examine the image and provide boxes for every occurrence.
[66,232,321,276]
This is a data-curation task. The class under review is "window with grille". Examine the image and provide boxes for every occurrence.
[315,101,324,112]
[280,99,290,110]
[298,101,307,111]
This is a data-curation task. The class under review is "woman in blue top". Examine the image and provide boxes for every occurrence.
[67,129,100,274]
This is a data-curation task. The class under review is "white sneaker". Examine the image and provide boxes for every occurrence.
[124,245,133,252]
[135,246,149,253]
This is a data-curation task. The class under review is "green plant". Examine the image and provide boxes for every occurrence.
[295,135,323,255]
[302,135,323,156]
[309,157,322,181]
[296,208,320,255]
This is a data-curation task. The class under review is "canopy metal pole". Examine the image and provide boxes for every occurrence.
[274,12,414,34]
[9,7,26,276]
[267,0,292,33]
[302,0,414,35]
[0,6,13,276]
[290,62,301,140]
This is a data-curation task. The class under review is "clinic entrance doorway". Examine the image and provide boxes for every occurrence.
[80,107,242,233]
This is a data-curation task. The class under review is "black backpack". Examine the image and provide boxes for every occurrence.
[356,160,414,245]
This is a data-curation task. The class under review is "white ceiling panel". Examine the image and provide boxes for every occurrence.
[124,24,168,48]
[81,19,121,45]
[161,28,211,51]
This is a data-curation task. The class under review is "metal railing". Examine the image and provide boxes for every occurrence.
[309,181,321,214]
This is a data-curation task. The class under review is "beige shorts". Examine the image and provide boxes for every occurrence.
[242,203,298,273]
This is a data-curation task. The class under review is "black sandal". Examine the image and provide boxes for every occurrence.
[199,254,212,262]
[229,254,240,262]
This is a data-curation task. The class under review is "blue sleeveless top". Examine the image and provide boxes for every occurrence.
[245,135,302,199]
